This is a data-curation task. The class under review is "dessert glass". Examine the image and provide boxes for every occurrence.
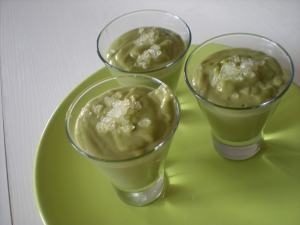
[97,10,191,92]
[65,75,180,206]
[184,33,294,160]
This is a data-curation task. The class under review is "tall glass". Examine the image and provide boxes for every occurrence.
[97,10,191,92]
[184,33,294,160]
[65,75,180,206]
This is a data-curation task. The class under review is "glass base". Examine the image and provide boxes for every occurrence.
[113,172,165,206]
[212,135,262,160]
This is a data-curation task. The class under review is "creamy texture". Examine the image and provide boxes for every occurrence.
[192,48,289,108]
[75,86,176,160]
[107,27,185,72]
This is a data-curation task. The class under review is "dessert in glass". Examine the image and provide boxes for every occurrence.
[65,75,180,206]
[184,33,294,160]
[97,10,191,92]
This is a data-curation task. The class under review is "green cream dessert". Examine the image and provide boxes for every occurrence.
[105,27,187,90]
[74,85,176,160]
[192,48,289,108]
[107,27,185,72]
[191,48,291,143]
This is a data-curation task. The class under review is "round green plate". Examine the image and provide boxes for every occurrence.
[34,46,300,225]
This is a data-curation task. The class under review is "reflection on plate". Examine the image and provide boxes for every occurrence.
[34,46,300,225]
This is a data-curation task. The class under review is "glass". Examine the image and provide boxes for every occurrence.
[65,75,180,206]
[184,33,294,160]
[97,10,191,92]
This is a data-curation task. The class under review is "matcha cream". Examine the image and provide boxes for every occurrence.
[192,48,289,108]
[107,27,185,72]
[74,85,176,160]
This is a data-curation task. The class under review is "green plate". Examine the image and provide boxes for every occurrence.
[34,46,300,225]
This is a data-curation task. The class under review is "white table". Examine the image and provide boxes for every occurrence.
[1,0,299,224]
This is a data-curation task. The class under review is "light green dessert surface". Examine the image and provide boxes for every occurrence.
[107,27,185,72]
[75,86,176,160]
[192,48,290,107]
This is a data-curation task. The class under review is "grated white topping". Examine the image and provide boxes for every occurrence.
[219,55,265,80]
[94,91,151,133]
[135,27,159,45]
[212,55,265,92]
[138,118,151,127]
[133,28,162,69]
[134,44,162,69]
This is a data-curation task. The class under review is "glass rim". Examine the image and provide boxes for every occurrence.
[184,32,295,111]
[65,74,181,163]
[96,9,192,74]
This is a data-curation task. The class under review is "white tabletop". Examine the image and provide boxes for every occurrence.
[1,0,300,224]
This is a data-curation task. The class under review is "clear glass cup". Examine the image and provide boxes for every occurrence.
[97,10,191,92]
[65,75,180,206]
[184,33,294,160]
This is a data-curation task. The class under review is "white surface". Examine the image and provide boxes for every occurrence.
[0,82,12,225]
[0,0,299,224]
